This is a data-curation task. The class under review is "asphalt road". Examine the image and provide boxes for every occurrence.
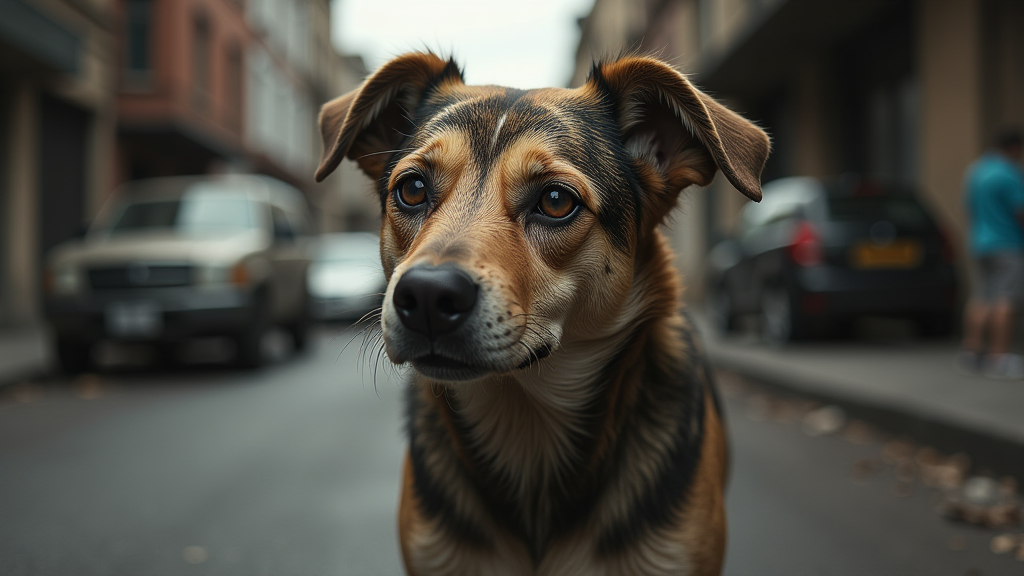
[0,328,1019,576]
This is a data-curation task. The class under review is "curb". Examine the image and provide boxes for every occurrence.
[710,352,1024,481]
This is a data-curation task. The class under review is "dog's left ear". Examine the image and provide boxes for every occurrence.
[588,56,770,206]
[315,52,464,182]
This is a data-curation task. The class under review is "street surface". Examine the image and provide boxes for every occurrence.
[1,328,1020,575]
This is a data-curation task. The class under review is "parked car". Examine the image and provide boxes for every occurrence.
[308,233,385,322]
[707,175,957,344]
[44,174,313,372]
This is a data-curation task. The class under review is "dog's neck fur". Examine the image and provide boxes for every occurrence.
[432,230,684,552]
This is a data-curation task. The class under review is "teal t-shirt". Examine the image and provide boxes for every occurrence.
[965,153,1024,255]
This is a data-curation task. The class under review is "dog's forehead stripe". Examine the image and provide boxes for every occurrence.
[491,113,507,152]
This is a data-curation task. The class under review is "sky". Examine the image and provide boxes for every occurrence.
[331,0,596,90]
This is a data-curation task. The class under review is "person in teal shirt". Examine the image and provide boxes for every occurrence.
[959,129,1024,379]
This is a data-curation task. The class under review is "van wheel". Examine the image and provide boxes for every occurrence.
[154,343,178,369]
[235,294,268,369]
[56,338,92,375]
[288,296,312,354]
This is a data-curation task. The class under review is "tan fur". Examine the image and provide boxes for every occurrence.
[678,391,729,575]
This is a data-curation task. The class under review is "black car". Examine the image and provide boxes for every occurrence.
[707,176,958,343]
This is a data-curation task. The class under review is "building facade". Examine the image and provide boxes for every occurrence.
[573,0,1024,301]
[116,0,373,232]
[115,0,321,188]
[0,0,118,326]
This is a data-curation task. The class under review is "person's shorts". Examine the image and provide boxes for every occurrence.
[974,252,1024,304]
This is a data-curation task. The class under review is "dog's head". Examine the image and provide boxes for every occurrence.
[315,53,768,382]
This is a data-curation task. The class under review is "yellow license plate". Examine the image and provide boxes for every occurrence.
[851,240,922,269]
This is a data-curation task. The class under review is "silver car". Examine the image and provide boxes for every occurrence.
[44,175,313,372]
[308,233,386,322]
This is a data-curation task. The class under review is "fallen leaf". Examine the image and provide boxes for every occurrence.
[991,534,1017,554]
[802,405,846,437]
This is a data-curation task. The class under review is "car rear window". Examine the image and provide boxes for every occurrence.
[107,187,257,236]
[826,196,933,231]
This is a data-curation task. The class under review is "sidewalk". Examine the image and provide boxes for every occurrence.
[695,314,1024,477]
[0,325,52,386]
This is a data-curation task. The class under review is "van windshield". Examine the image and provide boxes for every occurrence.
[105,186,258,236]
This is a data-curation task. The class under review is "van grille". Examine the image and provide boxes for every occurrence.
[88,264,193,290]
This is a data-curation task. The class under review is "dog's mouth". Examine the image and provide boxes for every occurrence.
[408,343,554,382]
[410,353,489,381]
[515,342,553,369]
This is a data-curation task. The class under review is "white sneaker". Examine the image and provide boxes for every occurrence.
[982,354,1024,380]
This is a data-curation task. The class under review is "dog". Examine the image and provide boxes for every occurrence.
[314,52,769,576]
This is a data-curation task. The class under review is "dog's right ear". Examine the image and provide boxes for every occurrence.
[587,56,770,203]
[314,52,463,183]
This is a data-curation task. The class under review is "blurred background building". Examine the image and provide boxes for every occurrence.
[0,0,373,329]
[573,0,1024,301]
[0,0,116,327]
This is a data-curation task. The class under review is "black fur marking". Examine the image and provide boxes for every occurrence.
[681,308,726,420]
[405,386,490,549]
[596,333,707,554]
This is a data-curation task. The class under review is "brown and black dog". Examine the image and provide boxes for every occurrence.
[314,52,769,576]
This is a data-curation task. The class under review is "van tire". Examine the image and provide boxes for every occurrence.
[235,292,269,369]
[56,338,92,375]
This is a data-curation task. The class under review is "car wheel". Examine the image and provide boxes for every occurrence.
[288,299,311,354]
[154,343,178,369]
[235,293,269,369]
[706,286,735,336]
[56,338,92,375]
[834,317,857,339]
[761,286,805,346]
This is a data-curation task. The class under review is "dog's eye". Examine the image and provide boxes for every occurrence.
[397,176,429,208]
[537,186,577,219]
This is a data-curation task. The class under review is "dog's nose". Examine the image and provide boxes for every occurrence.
[393,266,478,337]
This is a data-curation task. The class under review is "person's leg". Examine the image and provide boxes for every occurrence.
[962,255,993,354]
[961,299,990,353]
[958,256,993,373]
[988,299,1014,355]
[980,253,1024,378]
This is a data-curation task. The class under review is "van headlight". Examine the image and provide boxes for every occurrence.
[196,262,251,286]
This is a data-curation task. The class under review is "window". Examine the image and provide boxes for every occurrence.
[740,177,823,234]
[226,44,243,133]
[124,0,152,86]
[192,13,211,112]
[271,206,294,242]
[105,189,258,237]
[826,196,932,232]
